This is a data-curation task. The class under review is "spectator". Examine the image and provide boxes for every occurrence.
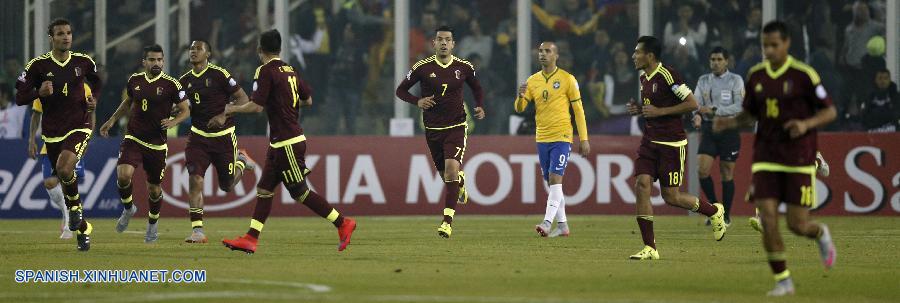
[859,69,899,132]
[663,4,707,59]
[326,23,368,135]
[841,1,884,69]
[0,85,27,139]
[457,19,493,67]
[410,11,438,63]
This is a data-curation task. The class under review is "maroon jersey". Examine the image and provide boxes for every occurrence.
[125,72,186,145]
[744,56,833,166]
[396,55,484,129]
[178,63,240,134]
[639,63,689,142]
[15,51,102,138]
[251,58,310,144]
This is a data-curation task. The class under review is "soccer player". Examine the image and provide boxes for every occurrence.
[625,36,726,260]
[514,42,589,238]
[692,46,744,225]
[28,88,90,240]
[15,18,102,251]
[714,21,837,296]
[221,29,357,254]
[178,40,255,243]
[99,44,190,243]
[396,25,485,238]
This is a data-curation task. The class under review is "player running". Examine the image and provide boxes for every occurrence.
[514,42,590,238]
[99,44,190,243]
[714,21,837,296]
[626,36,726,260]
[15,18,103,251]
[221,29,357,254]
[179,40,255,243]
[396,25,485,238]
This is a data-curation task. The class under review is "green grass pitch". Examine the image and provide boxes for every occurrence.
[0,215,897,302]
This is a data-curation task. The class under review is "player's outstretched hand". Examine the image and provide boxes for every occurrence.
[207,113,227,129]
[86,95,97,112]
[517,83,528,98]
[38,81,53,97]
[783,119,808,138]
[99,121,114,137]
[474,107,485,119]
[417,95,436,110]
[579,140,590,157]
[712,116,735,133]
[161,118,177,130]
[626,98,641,116]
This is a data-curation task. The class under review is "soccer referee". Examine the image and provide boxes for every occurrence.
[692,46,744,224]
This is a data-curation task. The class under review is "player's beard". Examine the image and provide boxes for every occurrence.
[150,67,162,76]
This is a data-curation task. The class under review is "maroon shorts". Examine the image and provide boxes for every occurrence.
[185,131,238,186]
[117,138,168,184]
[258,141,311,198]
[635,139,686,187]
[425,125,467,172]
[751,171,816,207]
[44,130,91,177]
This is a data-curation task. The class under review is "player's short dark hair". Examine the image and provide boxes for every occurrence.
[709,46,729,60]
[143,44,164,59]
[762,21,790,40]
[435,25,455,38]
[636,36,661,59]
[260,29,282,54]
[47,18,71,36]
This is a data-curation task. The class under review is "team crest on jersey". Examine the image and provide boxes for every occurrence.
[652,83,657,93]
[553,80,561,89]
[429,73,436,78]
[455,70,461,79]
[755,83,763,93]
[783,80,792,94]
[157,87,163,95]
[74,67,82,77]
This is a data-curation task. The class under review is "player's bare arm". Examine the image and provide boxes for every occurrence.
[100,96,133,137]
[626,98,642,115]
[783,105,836,138]
[27,110,41,159]
[162,100,191,130]
[643,93,699,118]
[713,111,755,133]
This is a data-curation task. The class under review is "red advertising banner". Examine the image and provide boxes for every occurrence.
[128,133,900,217]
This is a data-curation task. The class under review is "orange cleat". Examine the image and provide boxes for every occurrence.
[222,235,258,254]
[337,218,357,252]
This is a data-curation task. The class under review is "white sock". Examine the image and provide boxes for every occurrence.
[556,196,568,226]
[544,184,564,223]
[47,185,67,225]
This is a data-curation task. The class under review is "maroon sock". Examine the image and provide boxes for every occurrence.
[636,216,655,249]
[302,190,344,227]
[444,180,459,224]
[696,200,718,217]
[246,195,274,239]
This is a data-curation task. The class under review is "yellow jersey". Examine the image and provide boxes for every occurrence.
[32,83,93,154]
[515,67,588,143]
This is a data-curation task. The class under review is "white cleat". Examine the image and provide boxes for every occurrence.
[534,221,551,237]
[115,204,138,233]
[817,224,836,269]
[816,152,830,177]
[767,278,795,296]
[548,223,570,237]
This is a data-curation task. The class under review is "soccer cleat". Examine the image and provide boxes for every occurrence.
[76,222,92,251]
[337,217,357,251]
[68,207,83,231]
[437,222,452,238]
[59,224,73,240]
[184,230,208,243]
[222,235,258,254]
[767,277,795,296]
[749,216,764,233]
[115,204,138,233]
[145,223,159,243]
[629,245,659,260]
[709,203,727,241]
[816,152,830,177]
[817,224,836,269]
[535,220,552,237]
[548,224,570,238]
[457,171,468,204]
[237,149,257,171]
